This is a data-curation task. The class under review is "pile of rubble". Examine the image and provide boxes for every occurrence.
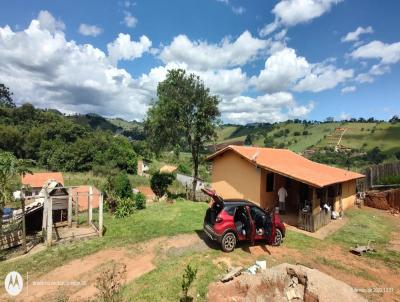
[208,263,366,302]
[364,188,400,211]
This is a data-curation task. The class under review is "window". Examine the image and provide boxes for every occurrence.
[266,173,274,192]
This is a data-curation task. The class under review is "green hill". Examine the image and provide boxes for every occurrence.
[215,120,400,157]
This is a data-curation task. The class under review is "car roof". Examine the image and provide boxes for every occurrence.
[223,199,255,207]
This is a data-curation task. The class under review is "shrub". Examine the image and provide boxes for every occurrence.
[302,130,309,135]
[135,192,146,210]
[107,173,132,199]
[177,163,191,175]
[181,264,197,302]
[150,172,176,198]
[293,131,301,136]
[95,262,127,302]
[395,151,400,160]
[114,197,135,218]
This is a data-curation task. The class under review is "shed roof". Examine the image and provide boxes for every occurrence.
[22,172,64,188]
[206,145,364,188]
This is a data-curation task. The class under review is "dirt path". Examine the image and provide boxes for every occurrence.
[5,234,204,302]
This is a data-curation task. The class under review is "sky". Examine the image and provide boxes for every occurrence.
[0,0,400,124]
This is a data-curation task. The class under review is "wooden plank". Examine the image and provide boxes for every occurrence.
[47,196,53,246]
[88,186,93,224]
[99,193,103,237]
[68,188,72,227]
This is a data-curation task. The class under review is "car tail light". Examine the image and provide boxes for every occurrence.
[215,216,223,223]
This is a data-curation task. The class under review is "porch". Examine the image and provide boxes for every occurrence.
[260,170,346,233]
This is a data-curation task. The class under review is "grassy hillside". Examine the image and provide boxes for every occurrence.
[215,121,400,156]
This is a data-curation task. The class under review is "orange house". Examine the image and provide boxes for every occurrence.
[206,145,365,232]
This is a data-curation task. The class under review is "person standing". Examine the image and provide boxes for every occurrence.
[278,186,288,214]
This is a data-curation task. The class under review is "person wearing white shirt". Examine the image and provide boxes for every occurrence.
[278,186,288,214]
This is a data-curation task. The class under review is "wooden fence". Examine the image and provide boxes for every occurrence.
[298,210,331,232]
[363,161,400,189]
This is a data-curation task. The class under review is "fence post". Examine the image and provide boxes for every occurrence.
[88,186,93,225]
[47,196,53,246]
[68,188,72,228]
[75,192,79,228]
[42,191,48,239]
[99,194,103,237]
[21,195,27,254]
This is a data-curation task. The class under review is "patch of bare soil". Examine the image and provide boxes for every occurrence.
[208,263,367,302]
[5,234,203,302]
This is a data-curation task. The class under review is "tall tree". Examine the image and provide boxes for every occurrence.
[0,83,16,108]
[145,69,220,198]
[0,151,31,235]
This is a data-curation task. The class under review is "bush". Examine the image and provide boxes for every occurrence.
[396,151,400,160]
[135,192,146,210]
[181,264,197,302]
[177,163,191,175]
[95,262,127,302]
[114,197,135,218]
[150,172,176,198]
[293,131,301,136]
[107,173,132,199]
[302,130,309,135]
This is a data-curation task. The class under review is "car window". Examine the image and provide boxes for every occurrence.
[224,205,236,216]
[250,206,265,219]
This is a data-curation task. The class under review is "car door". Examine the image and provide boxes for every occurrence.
[246,206,256,244]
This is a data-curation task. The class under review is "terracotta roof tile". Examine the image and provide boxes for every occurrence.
[21,172,64,188]
[207,145,365,188]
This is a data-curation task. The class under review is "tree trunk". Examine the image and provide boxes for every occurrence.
[192,157,199,201]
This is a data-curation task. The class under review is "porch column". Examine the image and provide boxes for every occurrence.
[99,193,103,237]
[88,186,93,225]
[68,188,72,227]
[47,196,53,246]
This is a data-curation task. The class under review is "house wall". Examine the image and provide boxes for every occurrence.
[210,150,261,204]
[337,179,357,210]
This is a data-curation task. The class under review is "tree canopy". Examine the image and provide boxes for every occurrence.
[145,69,220,197]
[0,84,16,108]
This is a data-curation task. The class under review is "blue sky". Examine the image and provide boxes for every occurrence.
[0,0,399,124]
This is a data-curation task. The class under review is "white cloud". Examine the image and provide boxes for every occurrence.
[107,33,151,65]
[341,86,356,94]
[340,112,351,120]
[216,0,246,15]
[252,47,352,93]
[294,63,353,92]
[351,40,400,64]
[160,31,268,70]
[260,0,342,36]
[78,23,103,37]
[355,63,391,84]
[37,10,65,33]
[251,48,309,92]
[220,92,314,124]
[0,11,153,120]
[341,26,373,43]
[123,11,138,28]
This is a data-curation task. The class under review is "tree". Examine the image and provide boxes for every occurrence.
[0,84,15,108]
[145,69,220,199]
[366,147,386,164]
[0,151,31,235]
[150,172,175,198]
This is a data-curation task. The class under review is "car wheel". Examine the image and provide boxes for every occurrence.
[273,229,283,246]
[221,232,236,252]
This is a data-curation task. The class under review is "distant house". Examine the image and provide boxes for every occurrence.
[22,172,64,196]
[137,159,151,176]
[206,145,365,232]
[71,186,101,212]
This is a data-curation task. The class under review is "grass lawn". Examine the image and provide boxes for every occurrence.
[0,200,209,280]
[1,201,399,301]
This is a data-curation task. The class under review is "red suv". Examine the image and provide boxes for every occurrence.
[202,189,286,252]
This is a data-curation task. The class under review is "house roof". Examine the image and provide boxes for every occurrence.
[21,172,64,188]
[206,145,365,188]
[159,165,177,173]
